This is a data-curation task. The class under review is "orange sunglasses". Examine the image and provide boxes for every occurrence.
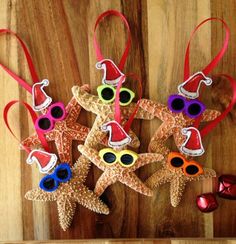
[167,152,203,177]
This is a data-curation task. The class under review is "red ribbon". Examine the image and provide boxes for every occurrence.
[0,29,40,92]
[93,10,131,71]
[114,73,143,133]
[184,18,230,81]
[3,101,50,153]
[200,74,236,137]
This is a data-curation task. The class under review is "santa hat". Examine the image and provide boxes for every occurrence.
[32,79,52,111]
[26,149,57,173]
[178,72,212,99]
[180,127,205,157]
[101,120,131,148]
[96,59,125,86]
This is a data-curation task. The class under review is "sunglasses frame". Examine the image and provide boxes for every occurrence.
[167,152,203,177]
[35,102,66,132]
[99,148,138,168]
[97,84,135,106]
[39,163,72,192]
[167,94,206,119]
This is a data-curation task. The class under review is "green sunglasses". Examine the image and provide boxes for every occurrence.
[97,84,135,106]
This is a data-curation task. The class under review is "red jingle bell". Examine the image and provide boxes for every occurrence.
[196,193,218,213]
[218,174,236,200]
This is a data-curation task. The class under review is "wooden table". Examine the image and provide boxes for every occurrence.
[0,0,235,241]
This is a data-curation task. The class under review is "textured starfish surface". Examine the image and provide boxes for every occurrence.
[139,99,221,153]
[78,144,164,196]
[145,151,216,207]
[72,85,154,149]
[22,85,91,166]
[25,156,109,231]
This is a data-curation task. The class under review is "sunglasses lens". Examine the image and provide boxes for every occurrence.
[120,154,134,166]
[101,87,115,101]
[42,177,56,190]
[120,90,131,104]
[170,157,184,168]
[38,118,51,130]
[103,152,116,164]
[187,103,202,116]
[185,165,199,175]
[51,106,64,119]
[171,98,185,111]
[56,168,69,180]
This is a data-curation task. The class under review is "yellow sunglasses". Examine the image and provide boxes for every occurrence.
[99,148,138,167]
[97,84,135,106]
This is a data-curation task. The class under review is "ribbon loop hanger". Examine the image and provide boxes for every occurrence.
[93,10,131,71]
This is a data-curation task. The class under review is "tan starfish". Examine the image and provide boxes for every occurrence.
[72,85,154,149]
[25,156,109,231]
[21,85,91,166]
[145,151,216,207]
[78,144,164,196]
[139,99,220,153]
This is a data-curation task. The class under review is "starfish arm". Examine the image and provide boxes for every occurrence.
[74,184,109,215]
[145,168,173,189]
[25,188,56,201]
[94,170,118,196]
[138,99,170,120]
[73,155,91,183]
[148,122,173,155]
[54,134,72,165]
[78,145,106,171]
[72,85,103,113]
[170,176,187,207]
[173,128,185,151]
[57,197,77,231]
[131,153,163,171]
[202,109,221,122]
[127,129,140,148]
[66,124,90,142]
[65,96,82,122]
[119,172,153,196]
[189,167,216,182]
[21,134,42,148]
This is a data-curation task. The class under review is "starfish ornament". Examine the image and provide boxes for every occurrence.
[21,85,91,166]
[78,144,164,196]
[139,99,221,153]
[25,156,109,231]
[72,85,154,149]
[145,152,216,207]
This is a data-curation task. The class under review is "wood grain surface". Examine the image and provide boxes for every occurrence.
[0,0,236,241]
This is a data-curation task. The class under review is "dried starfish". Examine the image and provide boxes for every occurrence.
[139,99,220,153]
[72,85,154,149]
[145,153,216,207]
[78,144,164,196]
[21,85,91,166]
[25,156,109,231]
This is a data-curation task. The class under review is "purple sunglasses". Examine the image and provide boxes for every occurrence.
[168,94,205,119]
[35,102,66,132]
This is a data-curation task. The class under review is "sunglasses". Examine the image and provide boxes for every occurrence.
[97,84,135,106]
[39,163,72,192]
[168,94,205,118]
[99,148,138,167]
[35,102,66,132]
[167,152,203,177]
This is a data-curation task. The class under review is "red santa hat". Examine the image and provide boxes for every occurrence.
[32,79,52,111]
[180,127,205,157]
[96,59,125,86]
[178,72,212,99]
[101,120,131,148]
[26,149,57,173]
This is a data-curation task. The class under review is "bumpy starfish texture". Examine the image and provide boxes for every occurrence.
[145,156,216,207]
[21,86,90,166]
[139,99,221,153]
[25,156,109,231]
[78,144,164,196]
[72,85,154,149]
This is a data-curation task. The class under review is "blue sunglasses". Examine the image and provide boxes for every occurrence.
[39,163,72,192]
